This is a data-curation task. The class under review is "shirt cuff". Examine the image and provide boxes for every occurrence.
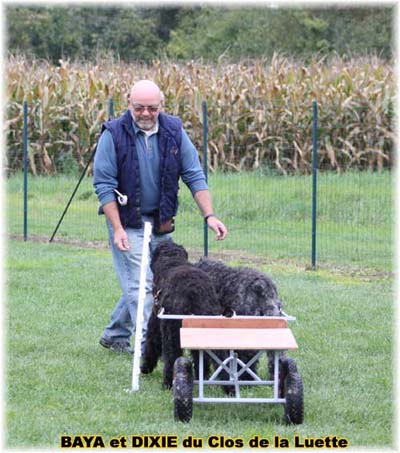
[99,193,117,207]
[189,180,209,197]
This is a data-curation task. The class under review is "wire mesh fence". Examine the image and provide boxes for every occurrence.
[5,97,394,274]
[6,165,393,274]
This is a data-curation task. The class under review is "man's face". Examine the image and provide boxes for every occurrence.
[129,92,162,131]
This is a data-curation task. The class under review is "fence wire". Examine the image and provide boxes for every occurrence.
[6,169,393,274]
[5,100,394,274]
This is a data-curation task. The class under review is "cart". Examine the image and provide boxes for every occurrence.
[159,313,304,424]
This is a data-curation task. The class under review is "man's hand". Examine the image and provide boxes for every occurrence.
[114,226,130,251]
[194,190,228,241]
[206,216,228,241]
[102,201,130,251]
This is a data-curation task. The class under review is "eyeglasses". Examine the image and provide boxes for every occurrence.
[132,104,160,114]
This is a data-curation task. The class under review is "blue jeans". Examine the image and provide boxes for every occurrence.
[102,215,172,350]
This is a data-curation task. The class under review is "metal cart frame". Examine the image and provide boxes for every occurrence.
[159,313,304,424]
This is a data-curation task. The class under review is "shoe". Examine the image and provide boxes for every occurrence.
[99,336,133,354]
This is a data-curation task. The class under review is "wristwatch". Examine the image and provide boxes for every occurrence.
[204,214,215,222]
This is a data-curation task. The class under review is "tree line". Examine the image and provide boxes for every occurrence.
[6,5,394,63]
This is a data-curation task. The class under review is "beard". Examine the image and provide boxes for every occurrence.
[134,115,157,131]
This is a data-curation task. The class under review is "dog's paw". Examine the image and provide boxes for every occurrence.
[140,363,153,374]
[224,385,235,396]
[163,380,173,390]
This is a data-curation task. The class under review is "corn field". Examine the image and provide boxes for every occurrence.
[5,54,395,175]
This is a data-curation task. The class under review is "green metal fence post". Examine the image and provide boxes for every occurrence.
[202,100,209,257]
[108,97,114,119]
[311,101,318,269]
[23,100,28,241]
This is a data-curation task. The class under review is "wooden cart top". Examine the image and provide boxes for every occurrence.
[180,317,298,350]
[182,317,289,329]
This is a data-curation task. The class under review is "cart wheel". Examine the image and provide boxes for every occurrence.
[173,356,193,423]
[282,357,304,425]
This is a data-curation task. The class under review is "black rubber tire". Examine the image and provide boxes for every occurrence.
[173,356,193,422]
[282,357,304,424]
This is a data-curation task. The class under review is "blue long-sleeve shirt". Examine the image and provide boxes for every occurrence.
[93,118,208,213]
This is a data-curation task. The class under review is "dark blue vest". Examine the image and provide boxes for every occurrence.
[101,110,182,229]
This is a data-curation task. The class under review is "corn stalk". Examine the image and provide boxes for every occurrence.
[5,54,395,175]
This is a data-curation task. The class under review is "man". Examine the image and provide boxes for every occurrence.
[93,80,227,354]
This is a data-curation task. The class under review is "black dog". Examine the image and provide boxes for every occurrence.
[141,241,222,389]
[195,258,283,317]
[194,258,284,388]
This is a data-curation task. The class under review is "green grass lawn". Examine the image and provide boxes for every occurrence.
[5,239,394,450]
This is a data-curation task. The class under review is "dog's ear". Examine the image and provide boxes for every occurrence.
[150,246,161,272]
[182,246,189,260]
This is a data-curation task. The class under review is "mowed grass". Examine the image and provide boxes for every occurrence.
[5,239,394,450]
[6,170,393,273]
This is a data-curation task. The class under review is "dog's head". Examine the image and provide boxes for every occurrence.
[151,240,189,274]
[241,269,283,316]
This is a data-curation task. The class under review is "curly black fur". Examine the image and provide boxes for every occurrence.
[141,241,222,389]
[194,258,284,390]
[195,258,283,317]
[150,241,189,274]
